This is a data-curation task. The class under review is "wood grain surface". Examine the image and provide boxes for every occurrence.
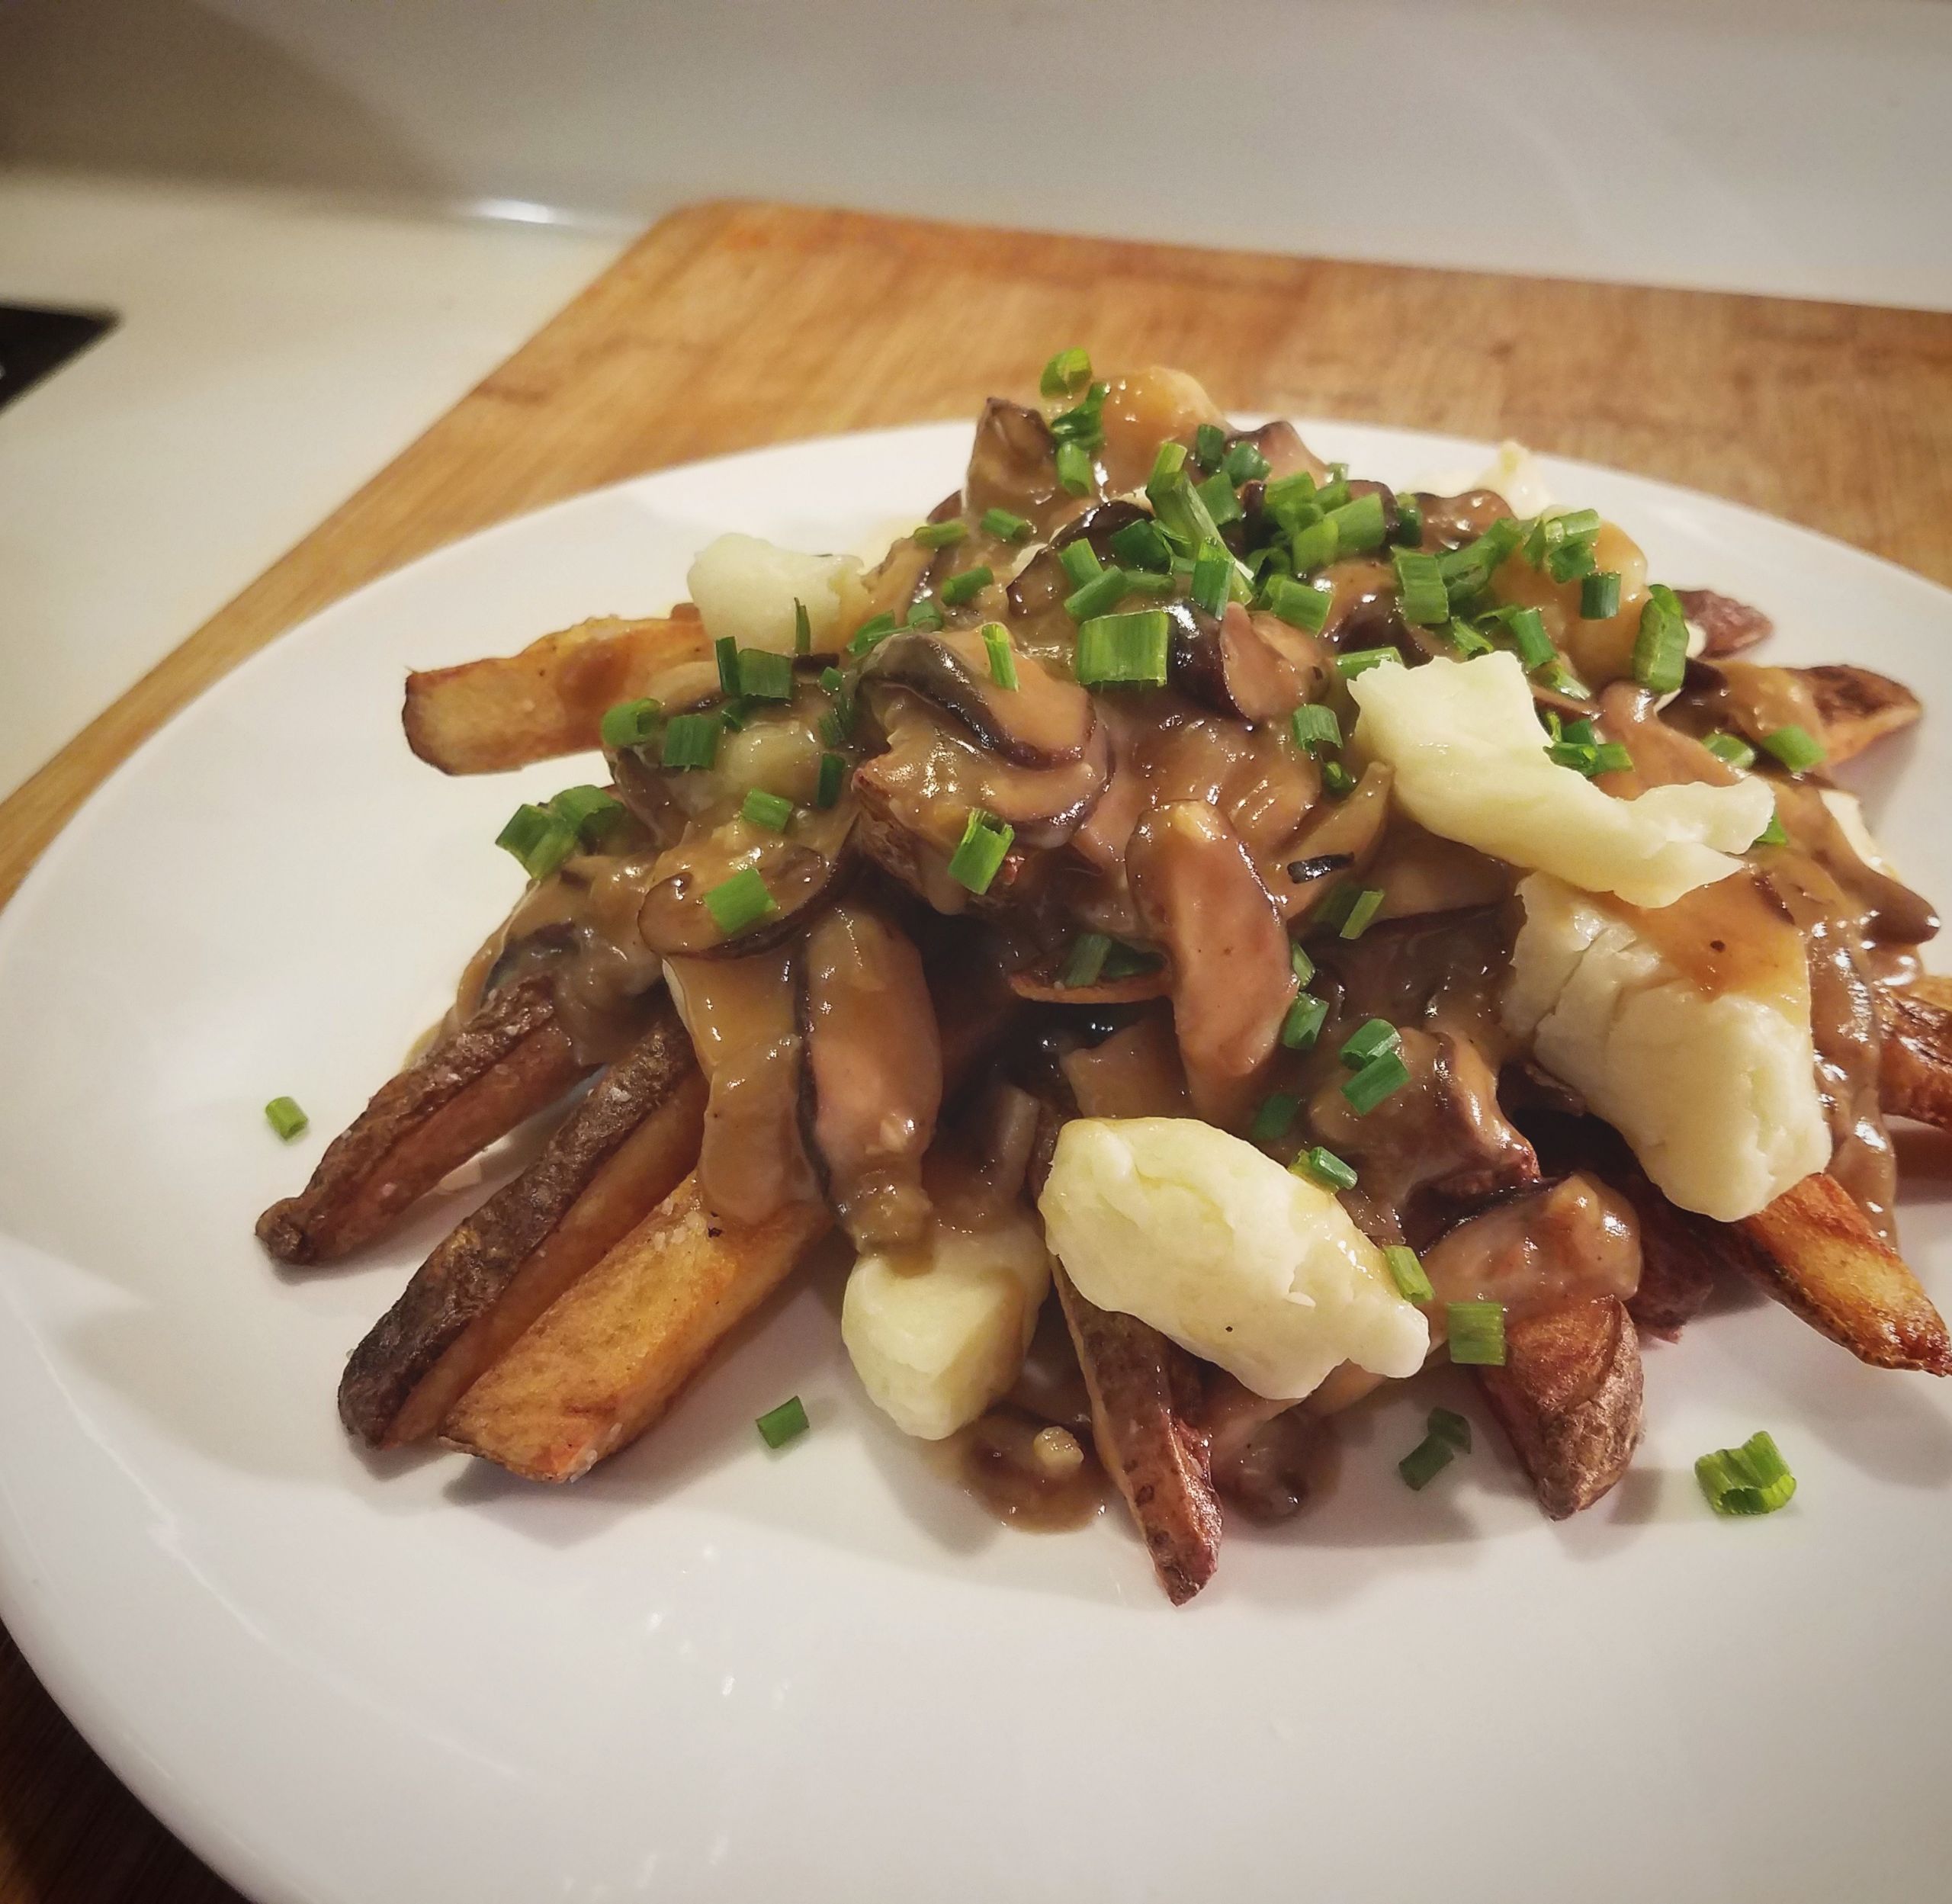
[0,201,1947,1899]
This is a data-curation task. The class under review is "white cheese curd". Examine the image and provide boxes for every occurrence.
[1502,872,1829,1221]
[686,532,863,654]
[1421,440,1556,517]
[842,1215,1051,1440]
[1036,1118,1427,1401]
[1821,788,1901,877]
[1350,651,1774,908]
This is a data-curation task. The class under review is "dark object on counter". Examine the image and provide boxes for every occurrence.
[0,304,117,412]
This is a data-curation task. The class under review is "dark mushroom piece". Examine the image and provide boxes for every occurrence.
[1411,489,1514,552]
[1167,599,1326,722]
[859,628,1094,766]
[966,398,1078,536]
[637,820,854,959]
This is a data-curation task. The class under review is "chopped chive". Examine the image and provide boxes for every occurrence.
[714,633,740,698]
[1264,573,1331,634]
[1632,583,1688,694]
[1761,724,1825,773]
[983,621,1019,690]
[718,697,753,732]
[1065,566,1135,622]
[1100,940,1161,980]
[1148,440,1189,490]
[1546,538,1597,584]
[660,712,721,770]
[1293,1145,1358,1192]
[548,784,624,845]
[1383,1244,1434,1303]
[740,788,795,832]
[1195,470,1244,529]
[1248,1092,1299,1145]
[1074,610,1170,687]
[1443,618,1492,658]
[913,519,968,548]
[939,566,994,609]
[1392,549,1450,626]
[1291,704,1341,756]
[1343,1049,1411,1115]
[818,664,845,695]
[793,599,811,654]
[1223,439,1270,485]
[265,1096,309,1141]
[1338,1018,1401,1069]
[1054,439,1092,495]
[1398,1433,1456,1491]
[1392,493,1424,546]
[756,1395,811,1449]
[1040,348,1091,399]
[1049,381,1108,447]
[1340,888,1385,939]
[906,597,945,632]
[1335,647,1401,679]
[1281,992,1328,1051]
[1593,741,1633,773]
[1446,1300,1507,1366]
[1058,539,1104,587]
[1324,490,1387,554]
[1439,517,1524,599]
[848,612,897,656]
[599,695,662,750]
[1059,932,1111,987]
[1695,1430,1796,1516]
[981,506,1033,543]
[704,866,778,937]
[1261,470,1318,524]
[814,752,847,809]
[1755,808,1788,849]
[947,808,1014,895]
[1704,730,1758,769]
[1123,569,1176,599]
[1193,422,1228,471]
[1289,942,1315,986]
[1191,541,1233,617]
[1428,1406,1472,1452]
[1581,570,1622,619]
[1290,516,1337,573]
[1508,607,1555,672]
[496,802,578,879]
[1321,759,1356,797]
[1109,517,1173,572]
[736,647,795,700]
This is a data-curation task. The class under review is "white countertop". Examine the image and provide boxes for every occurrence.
[0,171,624,798]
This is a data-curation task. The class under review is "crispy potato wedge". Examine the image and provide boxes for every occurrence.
[257,977,589,1265]
[442,1174,829,1481]
[1731,1170,1952,1373]
[1801,663,1921,764]
[1054,1267,1222,1605]
[339,997,706,1447]
[1878,984,1952,1132]
[403,609,708,775]
[1478,1296,1642,1518]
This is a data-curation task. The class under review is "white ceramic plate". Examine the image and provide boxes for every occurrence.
[2,422,1950,1904]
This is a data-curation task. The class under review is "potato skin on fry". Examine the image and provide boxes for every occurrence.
[441,1174,828,1482]
[403,612,708,775]
[1878,985,1952,1132]
[339,995,705,1446]
[257,977,589,1265]
[1800,663,1921,766]
[1478,1296,1642,1519]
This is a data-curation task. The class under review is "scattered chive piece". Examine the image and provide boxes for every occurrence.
[660,712,721,770]
[1124,569,1177,599]
[946,808,1014,895]
[939,566,994,608]
[1343,1049,1411,1115]
[1594,741,1633,773]
[1383,1244,1434,1304]
[496,802,578,879]
[548,785,624,847]
[1262,470,1318,524]
[1393,549,1450,626]
[714,634,740,698]
[1324,490,1387,554]
[1536,659,1590,700]
[1547,738,1601,775]
[1193,422,1228,471]
[1290,516,1338,573]
[1289,942,1315,986]
[718,697,753,732]
[981,506,1033,543]
[1049,381,1108,448]
[1446,1300,1507,1366]
[1059,539,1104,587]
[756,1395,810,1449]
[1293,1145,1358,1192]
[983,621,1019,690]
[1223,439,1270,485]
[1755,808,1788,849]
[1281,992,1328,1050]
[1059,932,1111,987]
[815,752,847,810]
[1429,1406,1472,1452]
[1581,570,1622,619]
[818,664,845,695]
[1039,347,1091,400]
[1321,759,1356,798]
[1704,730,1758,769]
[1392,493,1424,546]
[1264,573,1331,634]
[599,695,662,750]
[793,599,811,654]
[1438,517,1524,599]
[1074,610,1170,688]
[1065,566,1135,622]
[1109,517,1173,572]
[906,597,945,632]
[1335,647,1401,679]
[1552,507,1602,542]
[1191,541,1233,617]
[1504,605,1555,672]
[913,519,968,548]
[1148,439,1189,490]
[1444,618,1492,658]
[1195,470,1244,529]
[704,866,778,937]
[1100,940,1161,980]
[265,1096,308,1141]
[1761,723,1826,773]
[1248,1092,1299,1145]
[849,612,897,656]
[1546,538,1597,584]
[1291,703,1341,756]
[1398,1433,1456,1491]
[1339,1018,1401,1069]
[1694,1430,1796,1515]
[736,647,795,701]
[740,788,795,832]
[1055,439,1092,495]
[1631,583,1688,694]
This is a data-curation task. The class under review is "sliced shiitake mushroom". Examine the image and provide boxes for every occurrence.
[967,398,1074,534]
[637,823,852,958]
[859,629,1093,766]
[1167,599,1324,722]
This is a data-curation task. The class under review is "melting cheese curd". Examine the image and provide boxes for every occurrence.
[1503,872,1830,1221]
[1350,651,1773,908]
[686,532,864,654]
[1037,1119,1427,1400]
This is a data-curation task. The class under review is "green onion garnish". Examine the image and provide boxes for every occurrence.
[939,566,994,609]
[1293,1145,1358,1192]
[1195,470,1244,529]
[1546,538,1597,584]
[1321,759,1356,797]
[1704,730,1757,769]
[548,784,624,844]
[1262,470,1318,524]
[1344,1049,1410,1115]
[1281,993,1328,1050]
[947,808,1015,895]
[1059,933,1111,987]
[1393,549,1449,626]
[913,519,968,548]
[1289,942,1315,985]
[736,648,795,701]
[1446,1300,1507,1366]
[1335,647,1400,679]
[819,664,845,695]
[1058,539,1104,587]
[1694,1430,1796,1515]
[1291,704,1340,755]
[1109,517,1173,573]
[1075,610,1170,687]
[1338,1018,1401,1069]
[1398,1433,1456,1491]
[1594,741,1632,773]
[1755,808,1788,849]
[1392,493,1423,546]
[849,612,897,656]
[1223,440,1270,485]
[1054,440,1092,495]
[1324,491,1387,554]
[793,599,811,655]
[981,506,1033,543]
[1040,348,1091,399]
[496,802,578,879]
[756,1395,811,1449]
[1631,583,1688,694]
[1123,569,1177,599]
[983,621,1019,690]
[1505,606,1554,672]
[265,1096,309,1141]
[1438,517,1524,599]
[718,697,753,733]
[1048,381,1108,448]
[1383,1244,1434,1303]
[599,696,661,750]
[1444,618,1492,658]
[815,752,846,810]
[704,866,778,937]
[660,712,721,770]
[1065,566,1135,622]
[1761,724,1825,773]
[1581,570,1622,619]
[1248,1093,1299,1145]
[1429,1405,1472,1450]
[1191,541,1232,617]
[1290,516,1337,573]
[714,634,740,698]
[906,597,945,632]
[1193,422,1228,470]
[1148,440,1189,490]
[740,788,795,832]
[1263,574,1331,634]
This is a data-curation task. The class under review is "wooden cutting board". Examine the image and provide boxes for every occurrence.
[0,201,1947,1901]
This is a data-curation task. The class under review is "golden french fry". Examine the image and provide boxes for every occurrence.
[1053,1267,1222,1606]
[1478,1297,1642,1519]
[1732,1171,1951,1373]
[339,997,706,1447]
[1908,975,1952,1015]
[1800,663,1921,764]
[1879,985,1952,1131]
[403,610,708,774]
[257,977,589,1265]
[441,1174,829,1482]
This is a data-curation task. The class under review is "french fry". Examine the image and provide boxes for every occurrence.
[441,1174,830,1482]
[1053,1267,1222,1605]
[339,996,706,1447]
[257,977,589,1265]
[1478,1297,1642,1519]
[1800,663,1920,764]
[1732,1171,1951,1373]
[403,610,708,774]
[1878,984,1952,1131]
